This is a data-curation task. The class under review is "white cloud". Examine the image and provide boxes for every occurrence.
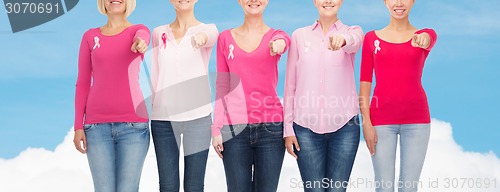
[1,119,499,192]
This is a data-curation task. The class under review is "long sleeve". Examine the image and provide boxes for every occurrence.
[134,24,151,45]
[360,32,374,83]
[283,31,299,137]
[74,31,92,130]
[150,29,159,105]
[201,24,219,72]
[341,25,364,54]
[211,34,230,137]
[270,29,291,54]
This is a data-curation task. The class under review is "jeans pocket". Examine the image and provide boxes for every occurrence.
[351,115,360,124]
[127,122,149,129]
[263,123,283,135]
[84,124,96,131]
[221,125,236,140]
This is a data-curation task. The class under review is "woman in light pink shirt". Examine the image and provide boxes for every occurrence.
[284,0,363,191]
[211,0,290,191]
[150,0,218,191]
[73,0,150,191]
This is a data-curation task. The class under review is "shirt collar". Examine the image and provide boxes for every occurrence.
[310,19,344,31]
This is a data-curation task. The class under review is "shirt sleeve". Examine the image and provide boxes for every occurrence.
[416,28,437,51]
[360,32,374,83]
[283,30,299,137]
[341,25,364,54]
[270,29,291,54]
[134,24,151,46]
[150,28,159,105]
[211,32,230,137]
[74,31,92,130]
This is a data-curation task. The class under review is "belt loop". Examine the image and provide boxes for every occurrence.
[229,124,236,137]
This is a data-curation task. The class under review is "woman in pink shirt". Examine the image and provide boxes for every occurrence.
[211,0,290,191]
[284,0,363,191]
[150,0,218,191]
[360,0,437,191]
[72,0,150,191]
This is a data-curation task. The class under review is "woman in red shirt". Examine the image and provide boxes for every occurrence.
[360,0,437,191]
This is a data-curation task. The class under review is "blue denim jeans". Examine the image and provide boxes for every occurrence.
[221,122,286,192]
[293,116,360,192]
[372,124,430,192]
[84,122,150,192]
[151,115,212,192]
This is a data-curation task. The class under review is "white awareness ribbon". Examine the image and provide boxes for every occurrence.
[304,41,311,52]
[228,44,235,60]
[374,40,381,54]
[93,36,100,50]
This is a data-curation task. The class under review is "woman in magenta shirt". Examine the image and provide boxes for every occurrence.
[211,0,290,191]
[360,0,437,191]
[72,0,150,191]
[284,0,363,191]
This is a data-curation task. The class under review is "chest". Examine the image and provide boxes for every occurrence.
[296,31,350,67]
[156,29,203,62]
[375,30,415,44]
[223,33,278,74]
[371,40,426,72]
[90,35,136,68]
[171,28,189,44]
[231,31,268,53]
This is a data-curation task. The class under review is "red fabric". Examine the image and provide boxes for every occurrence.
[360,29,437,126]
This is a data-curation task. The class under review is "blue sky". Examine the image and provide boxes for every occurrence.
[0,0,499,159]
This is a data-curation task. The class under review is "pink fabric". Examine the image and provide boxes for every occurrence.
[360,29,437,126]
[212,29,291,136]
[284,20,363,137]
[74,24,150,130]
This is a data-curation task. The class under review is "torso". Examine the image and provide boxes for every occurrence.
[363,29,433,126]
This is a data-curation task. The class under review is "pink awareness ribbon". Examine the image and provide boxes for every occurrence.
[162,33,167,49]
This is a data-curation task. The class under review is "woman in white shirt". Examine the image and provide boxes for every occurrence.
[150,0,218,191]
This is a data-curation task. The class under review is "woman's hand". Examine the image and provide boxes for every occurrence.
[131,37,148,54]
[285,136,300,159]
[73,130,87,154]
[328,34,346,51]
[269,39,286,56]
[363,123,377,156]
[212,135,224,159]
[191,33,208,49]
[411,33,431,49]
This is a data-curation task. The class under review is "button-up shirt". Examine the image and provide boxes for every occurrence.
[283,20,363,137]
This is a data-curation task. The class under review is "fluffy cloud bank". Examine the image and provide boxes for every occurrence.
[1,119,499,192]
